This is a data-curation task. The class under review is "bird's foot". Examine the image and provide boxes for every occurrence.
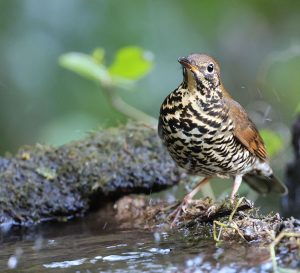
[207,204,217,217]
[168,198,191,228]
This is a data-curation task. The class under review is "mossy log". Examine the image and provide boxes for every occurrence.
[0,122,184,226]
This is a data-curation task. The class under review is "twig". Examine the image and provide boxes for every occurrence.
[229,197,245,222]
[213,197,246,242]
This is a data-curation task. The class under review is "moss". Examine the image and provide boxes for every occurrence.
[0,122,183,226]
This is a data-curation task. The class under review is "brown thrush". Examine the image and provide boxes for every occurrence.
[158,53,288,223]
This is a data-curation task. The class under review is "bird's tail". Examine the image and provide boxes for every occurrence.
[243,173,288,195]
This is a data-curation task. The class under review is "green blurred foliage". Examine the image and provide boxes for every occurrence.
[109,47,153,80]
[59,52,111,85]
[260,129,284,158]
[296,103,300,114]
[259,49,300,119]
[59,46,155,125]
[59,46,153,88]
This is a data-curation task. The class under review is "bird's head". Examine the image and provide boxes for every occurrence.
[178,54,221,95]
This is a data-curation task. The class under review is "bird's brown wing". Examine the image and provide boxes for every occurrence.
[223,97,267,161]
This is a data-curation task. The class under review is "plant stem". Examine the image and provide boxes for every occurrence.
[101,85,157,127]
[111,95,157,126]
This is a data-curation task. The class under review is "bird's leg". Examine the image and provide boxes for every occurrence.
[230,175,243,201]
[169,176,212,226]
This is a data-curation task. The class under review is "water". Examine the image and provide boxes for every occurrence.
[0,210,280,272]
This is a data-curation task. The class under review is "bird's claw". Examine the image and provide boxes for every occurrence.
[207,205,217,217]
[168,199,190,227]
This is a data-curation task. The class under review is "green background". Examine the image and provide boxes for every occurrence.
[0,0,299,210]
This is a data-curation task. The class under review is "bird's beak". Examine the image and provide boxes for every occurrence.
[178,57,198,73]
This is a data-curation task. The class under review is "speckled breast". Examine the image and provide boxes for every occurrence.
[159,90,257,177]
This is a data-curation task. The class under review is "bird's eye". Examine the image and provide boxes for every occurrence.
[207,63,214,73]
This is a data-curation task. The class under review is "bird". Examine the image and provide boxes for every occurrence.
[158,53,288,223]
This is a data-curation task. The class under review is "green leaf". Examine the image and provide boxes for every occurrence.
[260,129,284,158]
[92,48,105,64]
[296,103,300,114]
[108,46,154,80]
[59,52,111,85]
